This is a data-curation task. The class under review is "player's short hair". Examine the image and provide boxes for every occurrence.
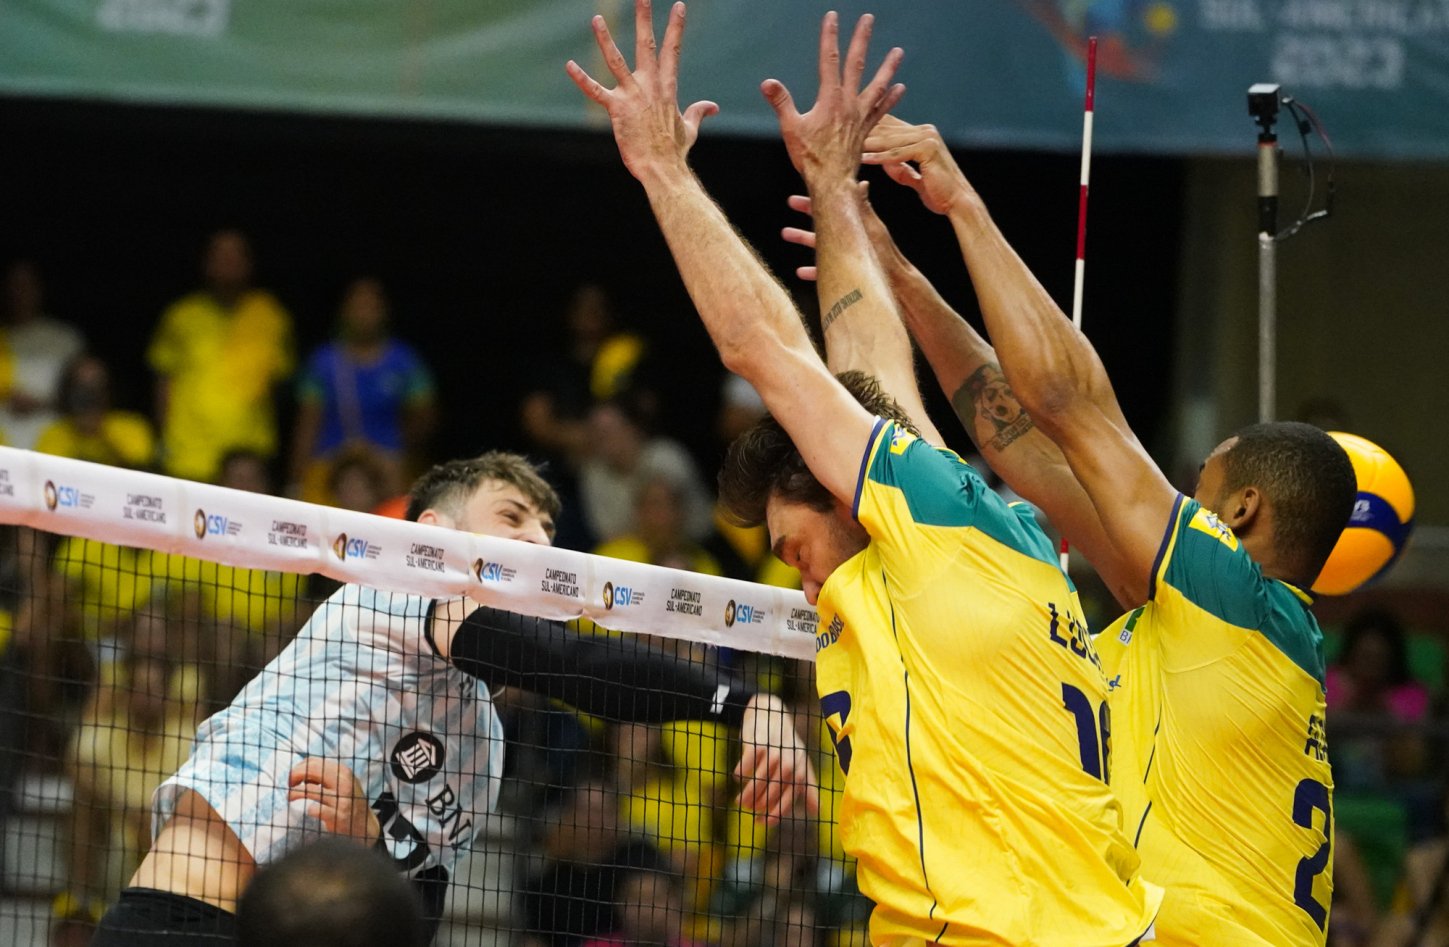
[1220,421,1355,577]
[236,839,427,947]
[718,370,919,527]
[406,451,561,525]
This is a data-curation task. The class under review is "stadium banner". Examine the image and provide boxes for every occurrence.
[1,1,1448,158]
[0,446,821,660]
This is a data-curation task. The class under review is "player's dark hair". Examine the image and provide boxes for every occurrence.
[718,370,919,527]
[236,839,427,947]
[1220,421,1355,580]
[406,451,561,526]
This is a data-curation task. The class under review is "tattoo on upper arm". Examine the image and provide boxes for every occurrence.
[952,363,1036,453]
[821,288,864,334]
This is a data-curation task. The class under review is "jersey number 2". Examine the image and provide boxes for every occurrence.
[1061,683,1111,783]
[1292,778,1332,930]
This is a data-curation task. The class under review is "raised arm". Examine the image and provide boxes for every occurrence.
[429,601,817,823]
[863,118,1176,604]
[761,14,942,447]
[565,0,890,506]
[782,191,1139,606]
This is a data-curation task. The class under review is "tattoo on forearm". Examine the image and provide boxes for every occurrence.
[821,288,863,334]
[952,363,1035,453]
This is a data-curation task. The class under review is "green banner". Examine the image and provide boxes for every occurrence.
[2,1,1448,158]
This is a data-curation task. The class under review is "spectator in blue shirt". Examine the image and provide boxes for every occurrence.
[289,277,437,499]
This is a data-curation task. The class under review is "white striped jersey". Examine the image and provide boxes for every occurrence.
[154,584,505,877]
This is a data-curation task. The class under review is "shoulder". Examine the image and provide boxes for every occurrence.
[1159,497,1326,681]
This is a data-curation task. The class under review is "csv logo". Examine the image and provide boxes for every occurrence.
[43,480,87,511]
[193,509,236,540]
[332,533,379,561]
[602,581,642,609]
[725,600,764,627]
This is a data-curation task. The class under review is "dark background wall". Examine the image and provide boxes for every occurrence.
[0,97,1183,479]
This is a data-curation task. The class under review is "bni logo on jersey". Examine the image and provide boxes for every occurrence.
[193,508,242,540]
[724,599,765,628]
[602,580,643,610]
[333,532,381,561]
[389,732,445,784]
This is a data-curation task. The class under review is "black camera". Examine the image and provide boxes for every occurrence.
[1247,83,1281,132]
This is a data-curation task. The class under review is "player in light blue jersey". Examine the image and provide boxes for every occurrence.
[94,452,816,946]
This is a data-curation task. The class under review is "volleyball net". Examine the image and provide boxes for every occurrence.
[0,448,860,946]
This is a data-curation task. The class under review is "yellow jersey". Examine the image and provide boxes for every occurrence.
[1098,496,1334,946]
[815,420,1160,946]
[147,289,293,482]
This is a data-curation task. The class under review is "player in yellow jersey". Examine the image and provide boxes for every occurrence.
[856,117,1356,945]
[567,4,1161,942]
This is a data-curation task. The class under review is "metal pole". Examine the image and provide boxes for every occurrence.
[1249,83,1281,423]
[1258,230,1276,423]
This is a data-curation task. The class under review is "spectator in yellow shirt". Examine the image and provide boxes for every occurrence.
[147,229,294,482]
[34,356,155,469]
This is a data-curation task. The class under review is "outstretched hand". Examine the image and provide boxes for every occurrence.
[565,0,718,183]
[761,13,905,186]
[735,694,820,825]
[862,114,974,216]
[288,758,381,844]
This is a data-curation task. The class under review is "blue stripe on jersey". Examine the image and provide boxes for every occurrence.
[863,420,1060,570]
[852,417,888,521]
[883,567,943,939]
[1147,494,1185,602]
[1160,498,1326,684]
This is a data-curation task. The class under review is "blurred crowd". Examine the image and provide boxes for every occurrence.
[0,235,1445,946]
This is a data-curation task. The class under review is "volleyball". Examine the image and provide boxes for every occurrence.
[1311,432,1415,596]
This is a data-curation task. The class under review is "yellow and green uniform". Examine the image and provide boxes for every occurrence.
[816,419,1160,945]
[1098,496,1334,946]
[147,289,293,482]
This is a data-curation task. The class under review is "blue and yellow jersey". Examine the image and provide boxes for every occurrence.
[1098,496,1334,946]
[815,419,1160,945]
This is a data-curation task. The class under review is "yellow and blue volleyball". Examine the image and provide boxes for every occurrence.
[1312,432,1414,596]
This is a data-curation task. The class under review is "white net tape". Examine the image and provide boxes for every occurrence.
[0,447,821,660]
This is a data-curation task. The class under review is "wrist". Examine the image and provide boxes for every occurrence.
[804,174,861,201]
[946,188,990,231]
[634,152,694,191]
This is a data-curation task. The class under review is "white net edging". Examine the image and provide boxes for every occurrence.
[0,447,821,660]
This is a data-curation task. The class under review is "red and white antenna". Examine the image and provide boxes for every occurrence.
[1062,35,1097,575]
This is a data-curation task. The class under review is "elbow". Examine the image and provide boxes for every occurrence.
[717,322,778,381]
[717,342,750,379]
[1014,375,1074,437]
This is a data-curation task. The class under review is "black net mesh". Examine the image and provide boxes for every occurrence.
[0,528,860,946]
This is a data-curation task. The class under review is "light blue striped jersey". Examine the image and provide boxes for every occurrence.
[154,584,505,876]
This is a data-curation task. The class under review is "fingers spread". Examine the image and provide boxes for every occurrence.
[862,46,905,105]
[786,193,812,215]
[681,99,719,131]
[867,82,907,129]
[565,61,611,105]
[634,0,658,73]
[659,1,687,93]
[817,10,841,91]
[760,79,798,120]
[842,13,874,91]
[594,16,636,86]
